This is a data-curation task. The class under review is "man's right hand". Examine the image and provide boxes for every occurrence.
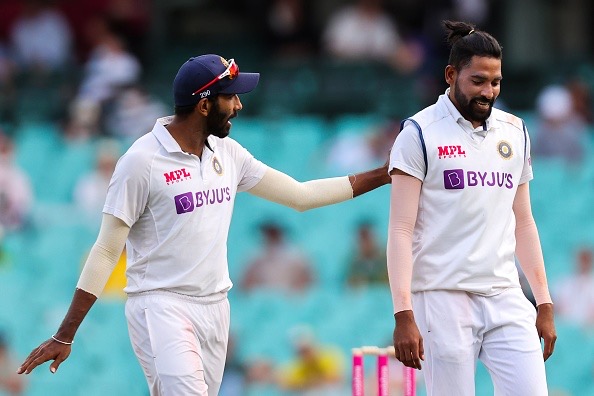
[393,310,424,370]
[17,338,72,375]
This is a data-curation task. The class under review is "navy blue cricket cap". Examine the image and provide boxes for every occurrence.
[173,54,260,107]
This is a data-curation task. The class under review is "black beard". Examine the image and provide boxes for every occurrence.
[454,80,494,124]
[206,101,231,138]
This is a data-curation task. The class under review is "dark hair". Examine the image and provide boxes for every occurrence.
[443,20,502,70]
[173,96,218,118]
[174,104,197,117]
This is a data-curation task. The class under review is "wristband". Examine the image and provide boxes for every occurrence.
[51,335,73,345]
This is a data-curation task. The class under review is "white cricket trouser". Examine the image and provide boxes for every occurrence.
[125,291,230,396]
[412,288,548,396]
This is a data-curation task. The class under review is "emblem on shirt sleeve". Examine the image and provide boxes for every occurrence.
[497,141,513,159]
[212,156,223,175]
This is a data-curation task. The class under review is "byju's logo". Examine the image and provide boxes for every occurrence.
[175,192,195,214]
[174,187,232,215]
[444,169,465,189]
[443,169,514,190]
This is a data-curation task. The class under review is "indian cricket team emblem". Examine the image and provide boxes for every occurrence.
[497,141,513,159]
[212,156,223,175]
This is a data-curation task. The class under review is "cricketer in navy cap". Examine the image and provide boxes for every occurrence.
[173,54,260,107]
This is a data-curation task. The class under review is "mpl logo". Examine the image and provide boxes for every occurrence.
[164,168,191,185]
[438,145,466,159]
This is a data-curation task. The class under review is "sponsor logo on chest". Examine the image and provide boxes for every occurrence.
[443,169,514,190]
[437,145,466,159]
[174,187,232,214]
[164,168,192,185]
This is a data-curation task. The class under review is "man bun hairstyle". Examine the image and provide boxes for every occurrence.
[444,20,502,71]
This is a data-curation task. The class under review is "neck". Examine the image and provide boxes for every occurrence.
[166,116,208,157]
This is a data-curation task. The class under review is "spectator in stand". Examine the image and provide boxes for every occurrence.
[240,221,313,293]
[73,139,121,223]
[101,0,152,65]
[325,119,399,174]
[0,131,33,232]
[322,0,423,74]
[9,0,73,75]
[58,0,151,65]
[219,333,275,396]
[566,77,594,125]
[0,332,26,395]
[264,0,318,58]
[532,84,587,165]
[345,221,389,288]
[276,325,345,395]
[70,15,141,133]
[104,85,168,141]
[553,247,594,329]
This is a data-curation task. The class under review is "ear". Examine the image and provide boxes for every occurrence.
[445,65,457,85]
[196,98,211,116]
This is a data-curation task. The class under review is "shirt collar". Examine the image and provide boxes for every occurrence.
[151,115,217,155]
[152,116,183,153]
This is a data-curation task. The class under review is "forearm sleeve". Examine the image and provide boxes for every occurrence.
[387,174,422,313]
[76,213,130,297]
[514,183,553,306]
[247,167,353,212]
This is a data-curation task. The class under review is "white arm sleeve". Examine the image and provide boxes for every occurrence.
[247,167,353,212]
[513,182,553,306]
[387,174,422,313]
[76,213,130,297]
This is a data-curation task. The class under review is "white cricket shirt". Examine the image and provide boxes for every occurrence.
[389,92,533,295]
[103,116,268,296]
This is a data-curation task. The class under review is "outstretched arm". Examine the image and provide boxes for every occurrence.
[349,164,392,197]
[513,182,556,361]
[18,214,129,374]
[247,165,390,212]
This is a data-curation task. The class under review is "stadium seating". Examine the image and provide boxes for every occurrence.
[2,109,594,396]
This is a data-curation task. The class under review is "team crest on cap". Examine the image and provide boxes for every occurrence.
[220,57,229,67]
[497,141,513,159]
[212,156,223,175]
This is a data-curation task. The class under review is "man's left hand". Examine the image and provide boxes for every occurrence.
[536,303,556,361]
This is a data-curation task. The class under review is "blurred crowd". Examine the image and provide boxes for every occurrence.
[0,0,506,134]
[1,0,593,139]
[0,0,163,142]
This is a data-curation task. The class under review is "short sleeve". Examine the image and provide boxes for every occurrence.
[103,151,151,227]
[223,139,268,192]
[519,124,534,185]
[389,121,426,181]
